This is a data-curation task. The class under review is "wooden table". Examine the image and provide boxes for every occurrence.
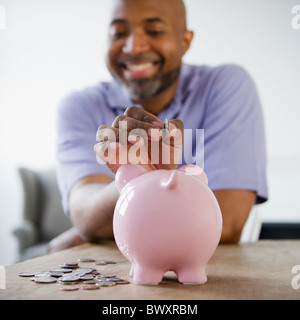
[1,240,300,300]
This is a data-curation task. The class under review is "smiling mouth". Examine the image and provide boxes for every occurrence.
[120,61,161,79]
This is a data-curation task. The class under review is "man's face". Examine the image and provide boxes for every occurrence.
[106,0,192,100]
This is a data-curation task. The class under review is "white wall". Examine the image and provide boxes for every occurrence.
[0,0,299,265]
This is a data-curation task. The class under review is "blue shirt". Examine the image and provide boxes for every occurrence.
[56,63,268,214]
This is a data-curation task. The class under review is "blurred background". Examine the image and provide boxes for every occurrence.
[0,0,299,265]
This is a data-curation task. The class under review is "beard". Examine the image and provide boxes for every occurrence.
[113,66,181,100]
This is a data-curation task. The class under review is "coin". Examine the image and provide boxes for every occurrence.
[96,281,116,287]
[34,271,51,277]
[83,280,99,285]
[60,286,80,291]
[59,275,81,282]
[80,275,95,281]
[18,272,35,277]
[81,285,100,290]
[77,267,94,274]
[71,270,87,277]
[115,280,130,285]
[49,271,65,278]
[78,258,96,262]
[104,260,117,264]
[64,262,78,266]
[17,255,124,292]
[92,271,101,275]
[164,118,169,131]
[108,277,124,282]
[59,263,77,269]
[58,279,80,285]
[33,276,57,283]
[52,268,73,273]
[100,274,117,278]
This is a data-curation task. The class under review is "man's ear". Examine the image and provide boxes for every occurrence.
[115,164,150,192]
[182,29,194,55]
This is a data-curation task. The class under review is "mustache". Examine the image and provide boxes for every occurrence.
[117,53,163,64]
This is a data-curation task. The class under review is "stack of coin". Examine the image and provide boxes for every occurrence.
[18,257,130,292]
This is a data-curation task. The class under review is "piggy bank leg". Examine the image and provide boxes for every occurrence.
[177,265,207,285]
[132,264,164,285]
[129,263,134,277]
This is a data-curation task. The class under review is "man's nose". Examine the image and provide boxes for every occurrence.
[122,31,150,54]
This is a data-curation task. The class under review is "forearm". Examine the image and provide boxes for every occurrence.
[214,189,256,244]
[69,179,119,242]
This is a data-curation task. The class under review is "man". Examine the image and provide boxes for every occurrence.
[49,0,268,252]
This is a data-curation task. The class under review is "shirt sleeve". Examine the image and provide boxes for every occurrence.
[203,65,268,204]
[56,92,114,215]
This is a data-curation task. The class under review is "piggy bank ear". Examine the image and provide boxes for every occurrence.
[178,165,208,185]
[115,164,149,192]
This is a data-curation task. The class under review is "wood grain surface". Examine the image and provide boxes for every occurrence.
[1,240,299,300]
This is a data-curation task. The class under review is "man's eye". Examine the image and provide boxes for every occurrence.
[111,31,127,39]
[147,29,164,36]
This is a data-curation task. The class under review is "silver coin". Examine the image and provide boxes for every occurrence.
[104,260,117,264]
[63,262,79,267]
[33,276,57,283]
[58,279,80,285]
[60,285,80,291]
[71,270,87,276]
[80,274,95,281]
[96,281,116,287]
[52,268,73,273]
[59,275,81,282]
[115,280,130,285]
[78,258,96,262]
[95,261,107,265]
[81,285,100,290]
[18,272,35,277]
[49,271,65,278]
[108,277,124,282]
[34,271,51,277]
[100,274,117,278]
[77,267,95,274]
[59,263,77,269]
[83,280,99,285]
[164,118,169,131]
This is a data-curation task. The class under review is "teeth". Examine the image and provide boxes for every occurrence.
[126,63,153,72]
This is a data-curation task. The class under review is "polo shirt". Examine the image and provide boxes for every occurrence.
[56,63,268,215]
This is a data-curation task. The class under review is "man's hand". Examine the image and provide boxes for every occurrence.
[47,227,85,254]
[94,106,184,174]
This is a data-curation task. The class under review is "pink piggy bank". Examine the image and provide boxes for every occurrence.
[113,164,222,285]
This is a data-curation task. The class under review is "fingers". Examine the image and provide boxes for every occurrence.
[112,114,163,134]
[124,106,164,128]
[170,119,184,133]
[95,107,184,171]
[97,106,164,144]
[96,114,184,148]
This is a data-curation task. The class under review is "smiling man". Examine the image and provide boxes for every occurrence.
[105,0,193,117]
[51,0,268,252]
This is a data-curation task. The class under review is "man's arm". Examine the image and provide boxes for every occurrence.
[213,189,256,243]
[68,174,118,242]
[47,175,116,253]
